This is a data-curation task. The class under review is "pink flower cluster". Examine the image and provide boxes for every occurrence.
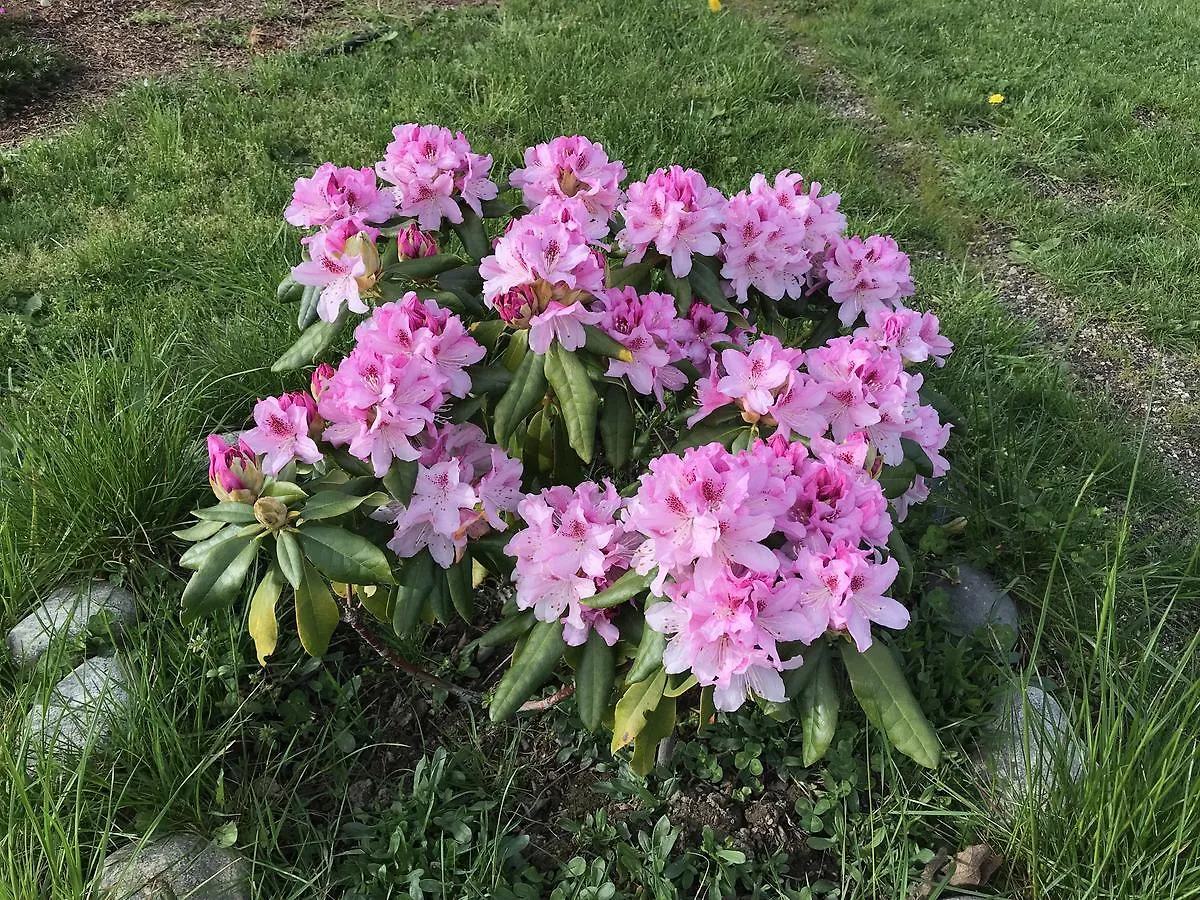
[595,288,690,406]
[719,171,846,302]
[823,234,914,326]
[291,220,382,322]
[376,124,499,230]
[505,480,636,647]
[853,304,953,367]
[241,392,322,475]
[312,294,485,476]
[479,205,606,353]
[616,166,725,278]
[624,437,904,710]
[373,423,523,568]
[284,163,397,230]
[510,136,627,222]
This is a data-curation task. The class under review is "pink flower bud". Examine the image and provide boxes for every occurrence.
[207,435,264,503]
[494,284,540,328]
[396,223,440,260]
[310,363,335,401]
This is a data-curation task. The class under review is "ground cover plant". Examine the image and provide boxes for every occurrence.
[1,1,1198,898]
[0,10,72,117]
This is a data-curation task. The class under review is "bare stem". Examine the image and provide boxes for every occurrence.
[518,682,575,713]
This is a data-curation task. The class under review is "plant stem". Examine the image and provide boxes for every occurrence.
[341,600,575,714]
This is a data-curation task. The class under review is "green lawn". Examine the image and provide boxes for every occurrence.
[1,1,1198,897]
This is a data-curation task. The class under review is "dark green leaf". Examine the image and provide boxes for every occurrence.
[840,641,941,769]
[901,437,935,478]
[272,311,348,372]
[181,534,259,625]
[476,610,536,649]
[583,325,632,361]
[295,561,340,657]
[382,459,420,505]
[300,490,369,521]
[580,569,653,609]
[600,383,636,470]
[800,650,839,767]
[393,550,437,636]
[489,620,566,722]
[450,205,489,261]
[446,551,475,623]
[297,284,320,329]
[544,343,598,463]
[298,524,394,585]
[576,630,616,732]
[383,253,465,280]
[275,529,305,589]
[494,349,547,445]
[193,502,256,524]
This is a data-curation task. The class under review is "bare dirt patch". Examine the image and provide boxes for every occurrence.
[0,0,352,145]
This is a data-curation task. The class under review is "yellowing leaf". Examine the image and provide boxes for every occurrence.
[248,564,285,666]
[611,668,667,753]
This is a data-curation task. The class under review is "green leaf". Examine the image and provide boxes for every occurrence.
[262,480,308,503]
[600,383,636,470]
[295,561,340,657]
[580,569,653,609]
[297,284,320,330]
[179,524,240,570]
[576,630,616,732]
[664,674,698,698]
[900,437,935,479]
[918,386,963,429]
[494,349,547,445]
[476,611,536,649]
[878,458,918,499]
[450,205,489,261]
[193,502,256,524]
[275,529,305,589]
[544,343,598,464]
[272,310,348,372]
[663,268,693,316]
[181,534,258,625]
[276,274,303,303]
[489,620,566,722]
[671,420,745,454]
[840,641,941,769]
[357,585,394,624]
[698,685,716,735]
[631,694,676,776]
[428,571,454,624]
[583,325,632,361]
[800,651,839,767]
[382,459,419,505]
[887,529,915,598]
[300,490,369,521]
[173,518,226,542]
[612,668,667,752]
[524,408,554,476]
[383,253,465,280]
[393,550,437,636]
[465,363,513,396]
[606,255,660,290]
[446,551,475,623]
[249,564,285,666]
[627,611,667,684]
[298,524,394,586]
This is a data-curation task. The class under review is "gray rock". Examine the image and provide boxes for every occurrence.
[6,581,136,667]
[95,834,249,899]
[978,684,1083,802]
[23,656,133,771]
[933,564,1019,645]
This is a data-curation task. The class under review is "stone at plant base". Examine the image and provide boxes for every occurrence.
[978,684,1083,802]
[23,655,132,772]
[933,564,1019,645]
[6,581,136,667]
[96,834,249,900]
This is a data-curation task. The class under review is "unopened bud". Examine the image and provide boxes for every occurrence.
[253,497,289,532]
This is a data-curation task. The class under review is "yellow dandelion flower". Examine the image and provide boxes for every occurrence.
[709,0,722,11]
[988,93,1005,105]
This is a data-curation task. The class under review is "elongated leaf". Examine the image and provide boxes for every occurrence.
[446,551,475,623]
[580,569,652,609]
[249,564,285,665]
[298,524,394,586]
[383,254,465,280]
[193,502,256,524]
[878,458,918,499]
[277,274,303,303]
[173,519,226,542]
[300,490,369,521]
[576,631,616,732]
[840,641,941,769]
[600,383,636,470]
[262,480,308,503]
[494,350,547,445]
[450,206,489,261]
[465,363,513,396]
[887,529,915,598]
[295,561,340,657]
[357,584,394,624]
[800,651,839,767]
[698,685,716,734]
[611,667,667,752]
[297,284,320,329]
[489,620,566,722]
[782,639,829,701]
[671,420,745,454]
[900,438,935,478]
[583,325,632,361]
[476,611,536,649]
[275,529,305,589]
[272,310,348,372]
[181,534,258,625]
[631,695,676,775]
[382,459,419,504]
[392,549,437,635]
[544,343,598,463]
[687,258,729,306]
[179,524,240,570]
[627,617,667,684]
[605,256,660,290]
[428,572,453,624]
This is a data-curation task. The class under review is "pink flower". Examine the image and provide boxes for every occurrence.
[480,209,605,306]
[774,442,892,550]
[767,173,847,257]
[493,284,539,327]
[719,173,813,302]
[284,163,396,229]
[206,435,264,502]
[716,337,795,416]
[528,300,604,355]
[396,223,440,260]
[790,543,905,652]
[854,304,953,367]
[891,475,930,522]
[511,136,627,221]
[670,302,731,368]
[291,221,382,322]
[823,234,914,326]
[310,363,336,401]
[596,288,688,406]
[767,371,828,440]
[241,394,323,474]
[686,361,735,428]
[616,166,726,277]
[375,124,498,230]
[562,605,621,648]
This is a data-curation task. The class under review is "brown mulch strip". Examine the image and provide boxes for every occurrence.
[1,0,350,145]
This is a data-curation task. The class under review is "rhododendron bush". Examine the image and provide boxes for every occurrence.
[177,127,957,772]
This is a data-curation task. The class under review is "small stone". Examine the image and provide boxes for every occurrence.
[977,684,1083,802]
[933,564,1019,645]
[96,834,249,899]
[6,581,136,667]
[23,656,132,771]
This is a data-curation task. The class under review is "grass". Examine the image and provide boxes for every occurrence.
[0,0,1197,897]
[0,14,72,117]
[779,0,1200,355]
